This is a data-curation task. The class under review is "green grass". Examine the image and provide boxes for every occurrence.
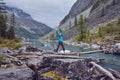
[74,18,120,44]
[0,38,23,49]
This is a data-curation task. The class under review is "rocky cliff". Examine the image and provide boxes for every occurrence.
[60,0,97,26]
[87,0,120,28]
[5,6,53,39]
[59,0,120,40]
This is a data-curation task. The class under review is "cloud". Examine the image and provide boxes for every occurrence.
[4,0,76,28]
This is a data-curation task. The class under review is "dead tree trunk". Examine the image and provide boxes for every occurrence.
[90,61,116,80]
[108,68,120,79]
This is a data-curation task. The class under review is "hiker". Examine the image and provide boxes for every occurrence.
[55,28,65,53]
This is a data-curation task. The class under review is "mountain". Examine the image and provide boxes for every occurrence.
[59,0,120,40]
[87,0,120,28]
[59,0,97,28]
[5,6,52,39]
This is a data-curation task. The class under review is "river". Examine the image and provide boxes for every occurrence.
[24,39,120,71]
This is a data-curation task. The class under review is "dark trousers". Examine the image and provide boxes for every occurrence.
[56,42,65,52]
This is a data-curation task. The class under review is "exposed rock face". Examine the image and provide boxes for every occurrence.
[63,26,79,40]
[113,43,120,55]
[69,0,95,16]
[60,0,120,27]
[5,6,52,39]
[87,0,120,28]
[60,0,97,26]
[59,0,120,40]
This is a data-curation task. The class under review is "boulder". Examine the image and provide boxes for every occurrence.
[36,57,93,80]
[0,65,33,80]
[26,46,39,52]
[113,43,120,55]
[91,44,100,49]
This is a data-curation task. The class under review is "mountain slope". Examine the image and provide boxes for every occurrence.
[60,0,97,27]
[59,0,120,40]
[87,0,120,28]
[5,6,52,39]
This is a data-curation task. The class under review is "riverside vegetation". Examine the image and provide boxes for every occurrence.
[0,8,22,49]
[74,15,120,44]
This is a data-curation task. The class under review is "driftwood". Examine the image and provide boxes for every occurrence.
[42,50,103,56]
[90,66,102,76]
[108,68,120,79]
[80,50,104,55]
[90,61,116,80]
[57,52,79,56]
[6,55,23,66]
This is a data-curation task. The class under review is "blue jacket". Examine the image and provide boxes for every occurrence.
[56,30,64,42]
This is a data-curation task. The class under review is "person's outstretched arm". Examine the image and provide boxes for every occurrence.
[55,27,59,36]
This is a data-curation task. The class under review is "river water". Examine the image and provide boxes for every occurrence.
[25,39,120,71]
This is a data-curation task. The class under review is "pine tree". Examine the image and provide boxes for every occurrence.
[78,15,86,41]
[0,0,7,39]
[0,14,7,38]
[86,29,90,42]
[101,7,105,17]
[7,13,15,39]
[69,21,71,28]
[98,25,104,38]
[74,16,77,26]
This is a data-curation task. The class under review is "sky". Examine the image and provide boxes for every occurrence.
[4,0,77,28]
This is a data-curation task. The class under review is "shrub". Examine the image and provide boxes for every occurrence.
[0,37,3,44]
[0,54,4,61]
[0,54,9,65]
[74,35,81,42]
[50,33,55,40]
[118,17,120,25]
[0,38,22,49]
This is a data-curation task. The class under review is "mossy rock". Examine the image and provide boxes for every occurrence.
[43,71,68,80]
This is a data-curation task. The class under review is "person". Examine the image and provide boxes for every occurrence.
[55,28,65,53]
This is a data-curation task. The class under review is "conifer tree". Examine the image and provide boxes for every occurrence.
[0,14,7,38]
[101,7,105,17]
[98,25,104,38]
[74,16,77,26]
[69,21,71,28]
[7,13,15,39]
[78,15,87,41]
[0,0,7,38]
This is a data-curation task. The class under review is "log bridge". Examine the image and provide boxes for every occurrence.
[41,50,104,56]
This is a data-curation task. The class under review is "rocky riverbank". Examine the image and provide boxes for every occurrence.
[0,46,120,80]
[65,41,120,55]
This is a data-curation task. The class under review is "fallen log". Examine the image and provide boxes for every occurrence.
[90,61,116,80]
[42,50,104,56]
[56,52,79,56]
[90,66,102,76]
[80,50,104,54]
[6,55,23,66]
[108,68,120,79]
